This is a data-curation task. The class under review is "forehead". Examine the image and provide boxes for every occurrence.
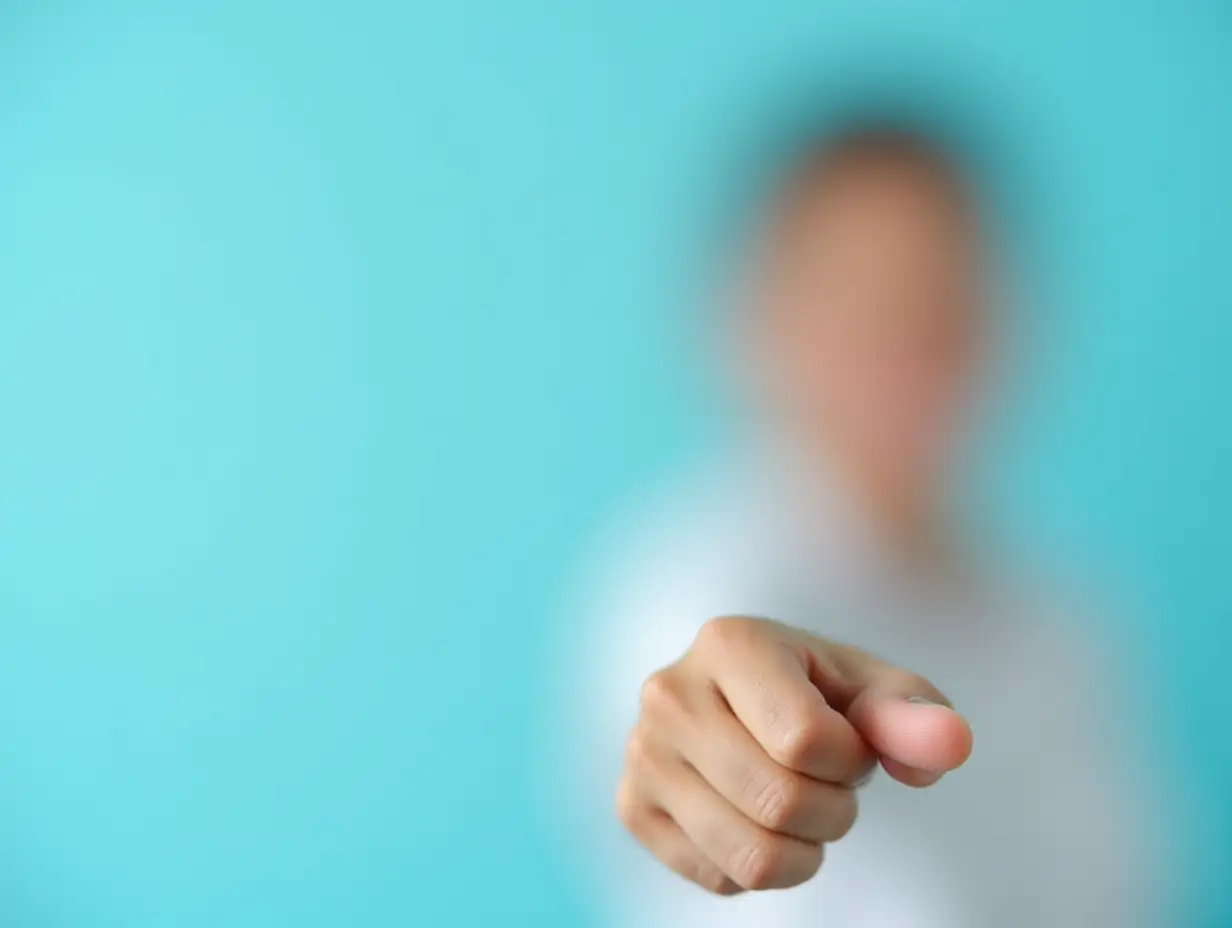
[768,148,981,260]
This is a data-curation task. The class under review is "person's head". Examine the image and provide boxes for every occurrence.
[729,115,1003,513]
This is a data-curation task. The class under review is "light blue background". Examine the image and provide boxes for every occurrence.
[1,3,1229,926]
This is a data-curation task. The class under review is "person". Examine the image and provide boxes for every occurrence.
[556,102,1167,927]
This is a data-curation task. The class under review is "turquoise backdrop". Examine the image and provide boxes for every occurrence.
[1,3,1228,926]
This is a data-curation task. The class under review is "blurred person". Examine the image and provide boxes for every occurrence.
[556,97,1167,927]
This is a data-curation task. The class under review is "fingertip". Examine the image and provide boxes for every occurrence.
[856,698,974,775]
[909,701,974,772]
[947,712,974,770]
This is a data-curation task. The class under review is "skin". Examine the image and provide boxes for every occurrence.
[617,148,987,894]
[749,147,989,552]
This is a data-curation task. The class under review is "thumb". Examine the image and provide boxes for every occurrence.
[795,631,974,787]
[845,683,974,788]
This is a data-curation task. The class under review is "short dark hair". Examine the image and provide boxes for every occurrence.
[698,65,1033,289]
[765,124,983,242]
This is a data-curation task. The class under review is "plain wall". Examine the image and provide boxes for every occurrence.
[0,2,1228,925]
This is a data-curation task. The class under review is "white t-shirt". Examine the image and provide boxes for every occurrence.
[556,452,1165,928]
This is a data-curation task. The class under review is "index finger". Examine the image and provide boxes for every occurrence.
[693,617,875,785]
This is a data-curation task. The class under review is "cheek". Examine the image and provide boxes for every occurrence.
[811,338,977,448]
[762,308,981,450]
[787,338,882,426]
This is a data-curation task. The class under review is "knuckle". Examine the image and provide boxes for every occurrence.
[749,770,801,831]
[614,778,644,833]
[730,836,782,890]
[771,715,824,769]
[696,615,757,652]
[640,669,684,718]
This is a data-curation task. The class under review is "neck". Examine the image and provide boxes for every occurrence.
[821,444,951,569]
[757,420,956,571]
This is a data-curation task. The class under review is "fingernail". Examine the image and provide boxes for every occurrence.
[906,696,940,706]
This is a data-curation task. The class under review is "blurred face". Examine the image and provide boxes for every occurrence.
[750,152,991,490]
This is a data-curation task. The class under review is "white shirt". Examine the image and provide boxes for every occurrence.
[557,449,1165,927]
